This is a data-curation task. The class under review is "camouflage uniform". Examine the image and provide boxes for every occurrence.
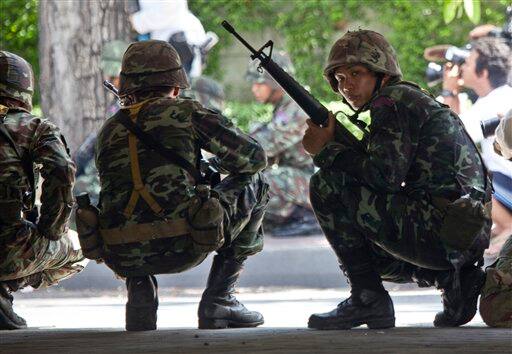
[96,40,268,331]
[246,52,314,225]
[181,76,225,113]
[479,236,512,328]
[0,51,85,329]
[308,30,489,330]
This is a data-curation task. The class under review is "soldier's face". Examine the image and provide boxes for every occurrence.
[334,65,377,109]
[251,83,273,103]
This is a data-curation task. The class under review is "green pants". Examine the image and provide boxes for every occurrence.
[310,168,454,282]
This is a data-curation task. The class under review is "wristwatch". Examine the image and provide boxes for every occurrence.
[441,89,457,98]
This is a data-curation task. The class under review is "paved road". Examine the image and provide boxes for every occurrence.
[3,289,510,354]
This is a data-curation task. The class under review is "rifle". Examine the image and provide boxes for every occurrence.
[221,20,366,153]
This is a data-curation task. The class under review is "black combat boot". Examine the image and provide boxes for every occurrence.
[308,246,395,330]
[433,265,486,327]
[125,275,158,331]
[0,283,27,330]
[198,254,264,329]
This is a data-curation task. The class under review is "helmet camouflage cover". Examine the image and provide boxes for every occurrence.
[119,40,190,97]
[100,40,130,77]
[182,76,225,112]
[0,51,35,111]
[324,30,402,93]
[246,51,295,89]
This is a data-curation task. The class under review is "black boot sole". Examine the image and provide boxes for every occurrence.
[308,316,395,330]
[198,318,264,329]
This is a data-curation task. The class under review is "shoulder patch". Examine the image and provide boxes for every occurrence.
[371,95,395,109]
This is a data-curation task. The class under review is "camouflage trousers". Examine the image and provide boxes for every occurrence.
[103,172,269,277]
[479,236,512,328]
[310,168,455,283]
[0,222,86,291]
[264,165,313,224]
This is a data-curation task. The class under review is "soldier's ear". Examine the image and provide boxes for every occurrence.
[170,87,180,98]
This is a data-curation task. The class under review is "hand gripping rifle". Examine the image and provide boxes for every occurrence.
[221,21,366,153]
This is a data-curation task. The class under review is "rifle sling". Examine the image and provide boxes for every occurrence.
[116,110,204,184]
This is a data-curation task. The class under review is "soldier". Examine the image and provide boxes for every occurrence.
[181,75,225,113]
[302,30,490,329]
[0,51,86,330]
[246,51,318,237]
[74,40,129,205]
[95,40,269,331]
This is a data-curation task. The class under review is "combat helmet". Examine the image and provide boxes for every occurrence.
[118,40,190,97]
[100,40,129,77]
[324,30,402,93]
[0,51,35,111]
[246,51,295,89]
[182,76,225,112]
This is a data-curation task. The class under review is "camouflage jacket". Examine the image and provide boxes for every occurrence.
[95,97,267,229]
[313,82,487,199]
[251,95,313,170]
[0,107,75,242]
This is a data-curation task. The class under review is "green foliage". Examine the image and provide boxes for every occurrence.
[190,0,509,99]
[444,0,481,24]
[0,0,39,104]
[224,100,273,132]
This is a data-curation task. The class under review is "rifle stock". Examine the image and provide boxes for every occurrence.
[222,20,365,152]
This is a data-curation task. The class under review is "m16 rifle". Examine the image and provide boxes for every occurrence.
[221,20,366,153]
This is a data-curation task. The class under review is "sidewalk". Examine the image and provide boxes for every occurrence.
[3,289,510,354]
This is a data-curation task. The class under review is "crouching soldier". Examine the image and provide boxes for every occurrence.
[94,40,269,331]
[0,51,86,330]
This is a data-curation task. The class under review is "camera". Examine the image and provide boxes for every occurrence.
[424,45,470,87]
[480,117,501,138]
[424,6,511,87]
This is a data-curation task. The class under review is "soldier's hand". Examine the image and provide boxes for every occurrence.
[302,112,335,155]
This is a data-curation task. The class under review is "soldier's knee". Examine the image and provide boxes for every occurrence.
[479,293,512,328]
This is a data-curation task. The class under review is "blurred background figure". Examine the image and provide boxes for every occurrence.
[181,76,225,113]
[129,0,218,79]
[73,40,129,205]
[441,36,512,254]
[246,51,320,237]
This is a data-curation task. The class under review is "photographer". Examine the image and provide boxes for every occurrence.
[442,36,512,246]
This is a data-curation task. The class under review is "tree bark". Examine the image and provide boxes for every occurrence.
[39,0,133,152]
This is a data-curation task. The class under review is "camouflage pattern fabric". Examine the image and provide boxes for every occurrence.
[0,109,85,288]
[479,236,512,328]
[96,97,268,277]
[0,51,35,111]
[311,82,489,279]
[324,30,402,93]
[250,95,314,223]
[119,40,189,97]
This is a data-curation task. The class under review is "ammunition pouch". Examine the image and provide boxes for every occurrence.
[186,185,225,253]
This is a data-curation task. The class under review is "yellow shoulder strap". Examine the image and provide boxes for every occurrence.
[123,104,164,218]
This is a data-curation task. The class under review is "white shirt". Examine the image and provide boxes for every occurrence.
[131,0,207,77]
[459,85,512,177]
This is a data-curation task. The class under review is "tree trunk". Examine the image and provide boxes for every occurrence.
[39,0,133,152]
